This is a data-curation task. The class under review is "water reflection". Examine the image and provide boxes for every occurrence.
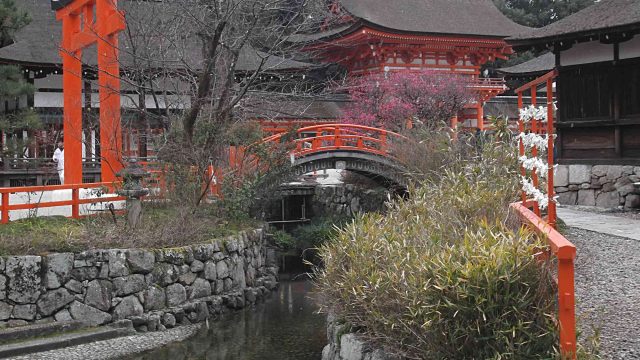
[129,281,326,360]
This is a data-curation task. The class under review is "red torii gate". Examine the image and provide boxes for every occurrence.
[53,0,125,184]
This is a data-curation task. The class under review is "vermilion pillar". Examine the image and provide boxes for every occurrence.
[61,12,83,185]
[56,0,125,184]
[97,0,123,182]
[476,103,484,130]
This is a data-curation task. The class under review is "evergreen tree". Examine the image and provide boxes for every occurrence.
[493,0,596,28]
[0,0,38,158]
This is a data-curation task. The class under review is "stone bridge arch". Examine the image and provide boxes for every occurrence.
[291,151,407,189]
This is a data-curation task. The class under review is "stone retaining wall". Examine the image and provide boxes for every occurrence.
[0,228,279,331]
[556,165,640,209]
[312,185,388,217]
[322,314,397,360]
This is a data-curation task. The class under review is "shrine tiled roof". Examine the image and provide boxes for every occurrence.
[0,0,314,71]
[339,0,530,38]
[509,0,640,47]
[498,52,555,76]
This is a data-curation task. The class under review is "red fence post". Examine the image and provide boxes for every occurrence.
[547,78,557,228]
[518,92,527,204]
[530,85,541,216]
[71,187,80,219]
[1,193,8,224]
[380,132,387,154]
[558,257,577,358]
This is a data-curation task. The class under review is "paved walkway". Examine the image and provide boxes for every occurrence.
[558,207,640,358]
[7,324,202,360]
[558,207,640,240]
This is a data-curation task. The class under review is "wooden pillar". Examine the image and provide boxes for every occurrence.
[61,13,83,185]
[547,78,557,228]
[97,0,123,183]
[476,103,484,130]
[451,115,458,140]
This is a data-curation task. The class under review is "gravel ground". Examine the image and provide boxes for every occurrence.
[566,227,640,359]
[7,324,202,360]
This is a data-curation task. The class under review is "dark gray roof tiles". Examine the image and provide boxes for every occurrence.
[509,0,640,46]
[339,0,530,37]
[498,52,555,76]
[0,0,314,71]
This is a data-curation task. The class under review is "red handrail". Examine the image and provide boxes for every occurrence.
[0,182,126,224]
[252,124,405,163]
[510,201,576,358]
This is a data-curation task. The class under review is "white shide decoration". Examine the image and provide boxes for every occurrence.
[518,104,559,210]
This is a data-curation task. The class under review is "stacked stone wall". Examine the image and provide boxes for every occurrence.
[322,314,397,360]
[555,165,640,209]
[0,228,278,331]
[312,185,388,217]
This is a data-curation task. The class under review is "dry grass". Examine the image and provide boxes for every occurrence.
[0,203,260,255]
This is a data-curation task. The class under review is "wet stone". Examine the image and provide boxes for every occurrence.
[151,264,179,287]
[192,244,215,261]
[188,278,211,300]
[113,274,146,296]
[12,304,36,320]
[113,295,144,320]
[69,301,112,326]
[108,250,129,277]
[0,275,6,300]
[84,280,113,312]
[166,283,186,307]
[204,261,217,280]
[190,260,204,273]
[71,266,99,282]
[216,261,230,279]
[54,309,73,322]
[44,253,74,289]
[6,256,42,304]
[143,286,166,311]
[179,269,197,285]
[162,313,176,328]
[127,250,155,274]
[36,288,75,316]
[64,279,83,294]
[0,301,12,320]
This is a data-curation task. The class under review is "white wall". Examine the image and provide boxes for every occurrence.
[620,35,640,60]
[560,40,614,66]
[5,188,125,221]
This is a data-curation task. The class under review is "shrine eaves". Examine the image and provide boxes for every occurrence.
[51,0,74,11]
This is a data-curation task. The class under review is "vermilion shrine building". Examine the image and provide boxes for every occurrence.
[0,0,528,186]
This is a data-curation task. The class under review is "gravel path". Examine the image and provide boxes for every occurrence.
[566,227,640,359]
[7,324,202,360]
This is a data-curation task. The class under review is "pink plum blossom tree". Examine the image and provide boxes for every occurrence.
[342,71,475,131]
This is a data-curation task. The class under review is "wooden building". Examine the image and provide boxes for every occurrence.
[509,0,640,164]
[507,0,640,209]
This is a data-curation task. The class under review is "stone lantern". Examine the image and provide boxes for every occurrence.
[116,159,150,229]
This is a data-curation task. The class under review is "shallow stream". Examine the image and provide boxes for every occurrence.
[129,280,326,360]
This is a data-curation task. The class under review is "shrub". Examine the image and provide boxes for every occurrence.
[291,215,349,250]
[316,141,559,358]
[271,229,296,250]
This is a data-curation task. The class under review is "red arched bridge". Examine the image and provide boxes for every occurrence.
[252,124,409,188]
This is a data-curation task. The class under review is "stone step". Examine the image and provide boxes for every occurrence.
[0,325,135,358]
[0,321,87,345]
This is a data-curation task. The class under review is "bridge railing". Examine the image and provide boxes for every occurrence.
[259,124,405,160]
